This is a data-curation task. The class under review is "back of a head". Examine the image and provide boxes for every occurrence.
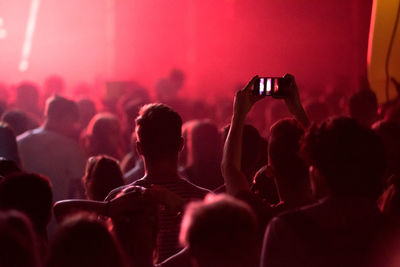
[269,118,309,190]
[0,172,53,236]
[1,110,29,136]
[0,122,21,165]
[136,103,182,161]
[349,89,378,127]
[85,113,121,158]
[16,82,39,109]
[83,155,124,201]
[45,95,79,123]
[180,194,258,267]
[48,214,125,267]
[87,113,120,140]
[187,120,222,165]
[301,117,385,200]
[0,210,40,267]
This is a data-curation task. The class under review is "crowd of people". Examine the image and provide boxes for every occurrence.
[0,70,400,267]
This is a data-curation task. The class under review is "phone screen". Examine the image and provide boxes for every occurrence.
[259,78,265,95]
[266,78,272,96]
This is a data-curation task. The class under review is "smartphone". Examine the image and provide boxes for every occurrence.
[254,77,289,98]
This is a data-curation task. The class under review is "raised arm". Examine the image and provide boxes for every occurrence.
[283,74,310,128]
[221,76,263,196]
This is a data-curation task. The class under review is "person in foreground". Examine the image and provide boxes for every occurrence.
[106,103,209,262]
[261,116,387,267]
[179,194,258,267]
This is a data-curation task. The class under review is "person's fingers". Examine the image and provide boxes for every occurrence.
[244,75,258,91]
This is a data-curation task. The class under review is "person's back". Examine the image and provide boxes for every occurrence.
[261,117,386,267]
[17,96,86,201]
[0,172,52,261]
[106,103,209,262]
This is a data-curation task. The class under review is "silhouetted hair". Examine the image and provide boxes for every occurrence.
[301,117,385,199]
[83,155,124,201]
[1,110,29,136]
[45,95,79,122]
[186,120,222,165]
[180,194,257,267]
[136,103,182,161]
[0,172,52,237]
[47,214,125,267]
[84,113,121,159]
[0,122,21,165]
[0,210,40,267]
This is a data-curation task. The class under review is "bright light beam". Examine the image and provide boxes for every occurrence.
[19,0,41,72]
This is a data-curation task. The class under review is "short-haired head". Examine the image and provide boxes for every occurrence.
[45,95,79,123]
[301,117,385,200]
[135,103,183,161]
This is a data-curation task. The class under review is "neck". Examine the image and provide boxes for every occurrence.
[143,157,180,182]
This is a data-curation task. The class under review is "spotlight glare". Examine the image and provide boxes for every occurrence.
[19,0,41,72]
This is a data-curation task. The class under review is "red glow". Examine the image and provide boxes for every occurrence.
[0,0,372,101]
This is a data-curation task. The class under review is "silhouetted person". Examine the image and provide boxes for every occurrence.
[179,194,258,267]
[76,98,96,131]
[0,122,21,166]
[2,109,37,135]
[107,103,209,262]
[82,113,123,160]
[0,172,52,261]
[183,120,224,190]
[0,210,41,267]
[261,117,386,267]
[17,96,86,201]
[47,214,126,267]
[349,89,379,127]
[257,118,311,210]
[82,155,124,201]
[14,81,42,122]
